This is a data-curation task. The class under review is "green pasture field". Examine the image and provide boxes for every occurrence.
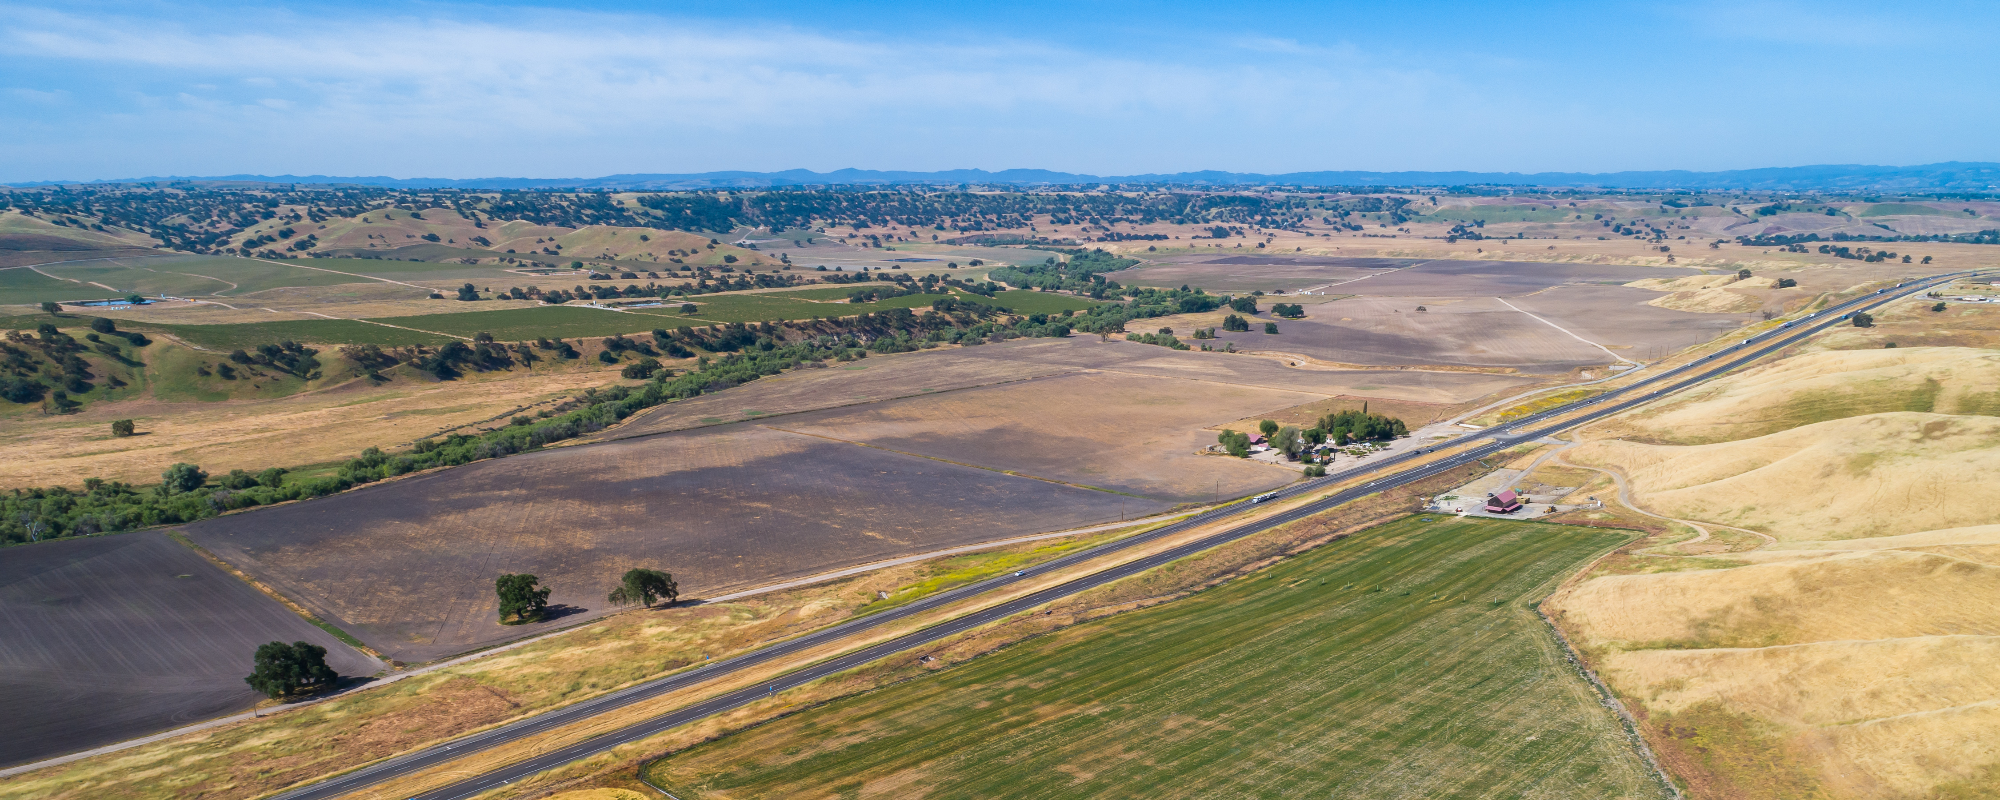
[145,319,451,350]
[38,256,376,296]
[365,306,671,341]
[989,289,1108,315]
[0,267,114,305]
[648,516,1659,799]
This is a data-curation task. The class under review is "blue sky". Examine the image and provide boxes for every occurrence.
[3,0,1997,182]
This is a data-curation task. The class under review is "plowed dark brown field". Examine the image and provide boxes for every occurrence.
[0,532,380,767]
[183,424,1159,663]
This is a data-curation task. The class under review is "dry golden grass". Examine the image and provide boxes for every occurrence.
[1553,337,2000,798]
[1570,412,2000,541]
[1646,287,1765,314]
[1557,547,2000,648]
[0,350,626,487]
[1591,346,2000,445]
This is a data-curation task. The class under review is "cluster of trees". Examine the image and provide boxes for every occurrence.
[986,249,1140,292]
[1215,411,1409,463]
[1270,303,1305,318]
[2,324,97,409]
[1124,331,1190,350]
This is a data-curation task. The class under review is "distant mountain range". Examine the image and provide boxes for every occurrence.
[15,162,2000,192]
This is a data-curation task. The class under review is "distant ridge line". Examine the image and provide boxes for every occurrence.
[11,162,2000,192]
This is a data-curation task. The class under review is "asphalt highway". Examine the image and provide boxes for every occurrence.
[271,271,1975,800]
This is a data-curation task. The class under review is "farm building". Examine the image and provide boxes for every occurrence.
[1485,490,1523,514]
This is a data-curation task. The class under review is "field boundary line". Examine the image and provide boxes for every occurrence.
[1495,297,1640,366]
[1538,606,1684,800]
[163,530,381,658]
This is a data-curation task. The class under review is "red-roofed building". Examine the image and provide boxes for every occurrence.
[1485,490,1523,514]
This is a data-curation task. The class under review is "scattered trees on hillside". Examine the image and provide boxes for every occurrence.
[608,568,679,608]
[244,641,337,699]
[496,573,551,623]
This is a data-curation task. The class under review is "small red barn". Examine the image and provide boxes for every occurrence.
[1485,490,1523,514]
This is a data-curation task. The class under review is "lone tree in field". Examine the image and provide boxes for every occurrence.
[608,568,679,608]
[496,573,551,623]
[40,301,61,316]
[111,419,135,437]
[1264,322,1280,334]
[1258,419,1280,438]
[1852,312,1875,328]
[244,641,337,699]
[1737,268,1753,280]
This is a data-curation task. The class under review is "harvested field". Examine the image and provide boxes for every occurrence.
[1195,287,1753,371]
[948,336,1540,399]
[1209,296,1608,371]
[773,370,1311,501]
[606,345,1077,438]
[1107,255,1408,293]
[611,338,1533,439]
[646,517,1659,799]
[1115,256,1697,297]
[0,531,379,767]
[183,424,1154,663]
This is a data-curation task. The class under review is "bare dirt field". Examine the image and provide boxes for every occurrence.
[610,338,1534,440]
[0,531,379,767]
[1189,285,1755,371]
[949,336,1539,399]
[770,370,1312,501]
[1111,255,1699,296]
[182,424,1155,663]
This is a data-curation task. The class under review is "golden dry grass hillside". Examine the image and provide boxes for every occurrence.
[1570,411,2000,541]
[1550,340,2000,800]
[1592,346,2000,444]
